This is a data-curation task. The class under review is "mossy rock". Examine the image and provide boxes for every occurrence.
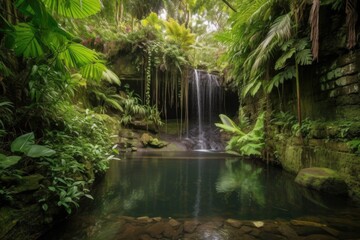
[140,133,168,148]
[295,168,348,195]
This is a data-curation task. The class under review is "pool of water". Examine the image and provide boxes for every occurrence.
[42,152,360,239]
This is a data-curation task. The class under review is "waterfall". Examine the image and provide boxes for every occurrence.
[187,69,224,150]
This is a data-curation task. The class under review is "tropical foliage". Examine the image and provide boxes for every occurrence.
[216,112,265,156]
[218,0,358,125]
[0,0,119,215]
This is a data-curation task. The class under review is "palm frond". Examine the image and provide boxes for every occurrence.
[102,69,121,86]
[296,48,313,65]
[42,0,101,19]
[58,43,99,68]
[14,23,44,58]
[80,61,107,81]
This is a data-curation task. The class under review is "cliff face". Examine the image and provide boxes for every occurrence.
[247,50,360,200]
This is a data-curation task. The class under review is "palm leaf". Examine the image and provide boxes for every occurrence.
[58,43,99,68]
[14,23,44,58]
[215,114,245,135]
[102,69,121,86]
[42,0,101,19]
[80,61,107,81]
[296,48,313,65]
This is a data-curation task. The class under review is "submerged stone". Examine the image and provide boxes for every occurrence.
[295,167,348,195]
[184,221,199,233]
[226,218,243,228]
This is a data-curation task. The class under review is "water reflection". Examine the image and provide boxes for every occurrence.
[40,152,360,240]
[216,159,265,206]
[86,154,354,220]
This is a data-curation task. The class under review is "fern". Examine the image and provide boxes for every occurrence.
[216,112,265,157]
[296,48,313,65]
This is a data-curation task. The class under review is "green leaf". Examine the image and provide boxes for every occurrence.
[296,48,313,66]
[42,203,48,211]
[26,145,56,158]
[251,82,262,96]
[14,23,44,58]
[11,132,35,153]
[80,61,107,81]
[0,154,22,169]
[216,114,245,135]
[58,43,99,68]
[275,47,295,70]
[102,69,120,85]
[42,0,101,19]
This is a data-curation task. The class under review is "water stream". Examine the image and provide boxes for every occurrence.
[187,69,224,151]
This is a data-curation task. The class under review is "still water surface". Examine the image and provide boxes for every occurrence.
[42,151,360,239]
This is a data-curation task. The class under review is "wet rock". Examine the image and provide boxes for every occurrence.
[291,220,326,227]
[259,232,287,240]
[121,216,135,222]
[226,218,243,228]
[295,167,348,195]
[253,221,264,228]
[240,226,253,234]
[136,216,152,223]
[278,223,299,239]
[140,133,168,148]
[301,234,338,240]
[293,226,328,236]
[241,234,257,240]
[184,221,199,233]
[263,222,280,233]
[322,226,340,237]
[146,222,164,238]
[139,234,154,240]
[117,224,145,240]
[168,218,181,228]
[0,208,19,239]
[163,222,182,239]
[152,217,162,222]
[11,174,44,194]
[250,228,261,237]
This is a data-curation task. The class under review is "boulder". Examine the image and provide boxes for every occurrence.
[140,133,169,148]
[295,168,348,195]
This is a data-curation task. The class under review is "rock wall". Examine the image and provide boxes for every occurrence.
[265,50,360,200]
[271,134,360,199]
[316,51,360,120]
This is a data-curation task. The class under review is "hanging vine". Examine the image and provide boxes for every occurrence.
[145,44,152,107]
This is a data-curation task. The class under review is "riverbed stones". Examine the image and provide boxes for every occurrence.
[112,215,360,240]
[226,218,243,228]
[184,220,199,233]
[295,167,348,194]
[278,223,299,239]
[168,218,180,227]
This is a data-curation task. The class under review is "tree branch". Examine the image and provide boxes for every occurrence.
[221,0,237,12]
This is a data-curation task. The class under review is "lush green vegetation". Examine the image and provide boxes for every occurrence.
[0,0,232,220]
[0,1,359,234]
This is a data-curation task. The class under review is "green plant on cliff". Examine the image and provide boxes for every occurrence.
[0,0,119,220]
[216,112,265,156]
[348,140,360,155]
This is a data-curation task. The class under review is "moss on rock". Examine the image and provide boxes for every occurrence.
[295,168,348,195]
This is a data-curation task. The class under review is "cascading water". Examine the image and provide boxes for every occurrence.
[186,69,224,150]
